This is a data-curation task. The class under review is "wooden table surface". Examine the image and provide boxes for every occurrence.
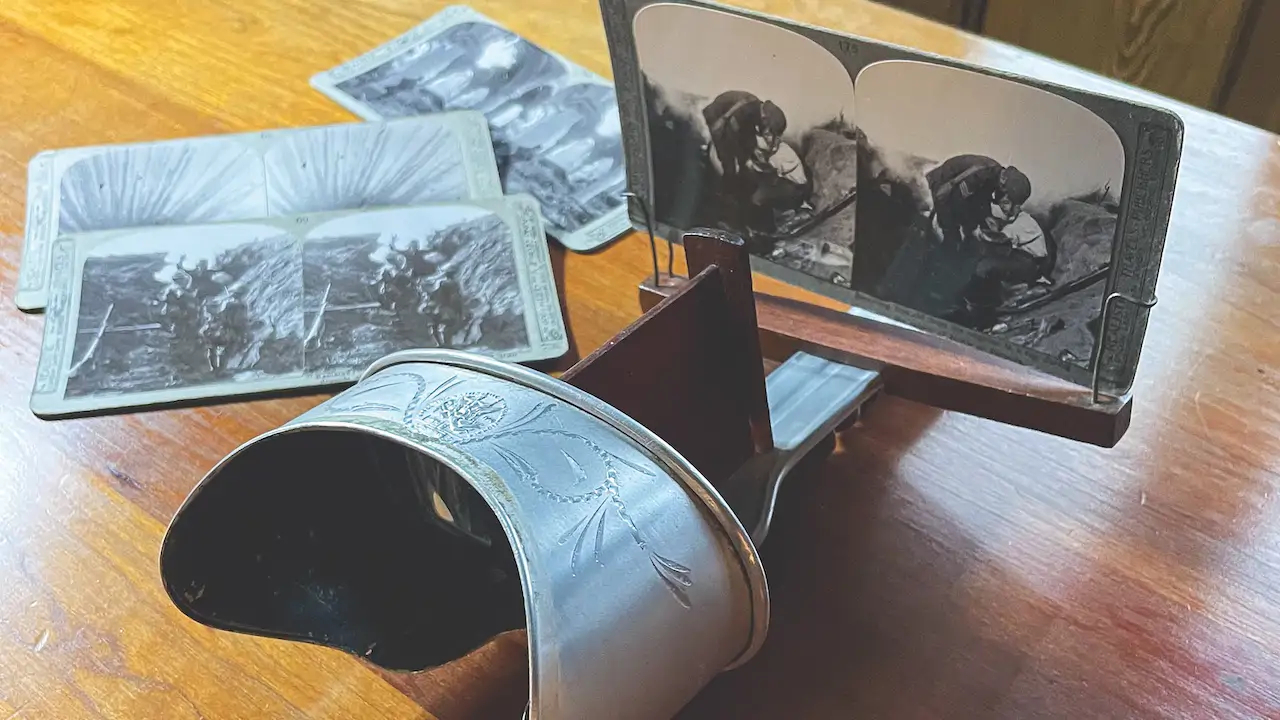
[2,0,1279,718]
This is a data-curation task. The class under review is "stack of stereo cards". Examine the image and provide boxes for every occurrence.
[18,0,1187,420]
[21,116,567,419]
[19,3,642,419]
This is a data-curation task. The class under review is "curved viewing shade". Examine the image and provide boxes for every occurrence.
[160,427,526,672]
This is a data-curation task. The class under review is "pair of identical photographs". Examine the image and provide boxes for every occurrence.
[601,0,1183,396]
[312,4,632,253]
[24,4,632,417]
[25,0,1181,416]
[27,115,566,418]
[20,6,630,308]
[17,112,502,310]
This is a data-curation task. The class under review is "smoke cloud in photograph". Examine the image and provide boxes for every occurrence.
[856,61,1125,210]
[852,59,1127,367]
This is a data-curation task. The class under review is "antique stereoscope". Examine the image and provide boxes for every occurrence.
[159,230,1132,720]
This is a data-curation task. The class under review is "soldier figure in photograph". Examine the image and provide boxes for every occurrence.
[703,90,813,235]
[376,261,416,313]
[927,154,1032,246]
[201,287,251,374]
[375,235,472,346]
[176,256,228,300]
[159,274,200,338]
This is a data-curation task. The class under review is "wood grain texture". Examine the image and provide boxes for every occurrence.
[871,0,970,27]
[1219,0,1280,134]
[876,0,989,31]
[1,0,1279,718]
[682,231,774,456]
[564,265,763,489]
[982,0,1250,108]
[639,275,1132,448]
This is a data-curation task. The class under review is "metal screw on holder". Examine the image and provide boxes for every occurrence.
[1091,291,1158,404]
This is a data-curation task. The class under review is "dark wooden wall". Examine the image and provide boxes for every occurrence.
[1218,0,1280,132]
[876,0,1280,133]
[878,0,985,30]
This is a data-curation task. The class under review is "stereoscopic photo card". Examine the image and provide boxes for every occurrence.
[31,196,567,419]
[17,113,501,311]
[312,4,631,253]
[600,0,1183,396]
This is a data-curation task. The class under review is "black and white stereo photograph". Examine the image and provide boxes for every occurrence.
[65,223,305,399]
[57,142,268,237]
[262,120,474,216]
[20,114,493,312]
[853,60,1126,367]
[320,12,627,242]
[301,206,529,374]
[635,3,858,286]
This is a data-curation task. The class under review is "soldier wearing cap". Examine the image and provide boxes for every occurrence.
[927,154,1032,246]
[703,90,789,190]
[703,90,813,234]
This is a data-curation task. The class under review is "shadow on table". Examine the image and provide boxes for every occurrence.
[677,399,1042,719]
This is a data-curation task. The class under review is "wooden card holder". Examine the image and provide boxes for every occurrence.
[634,264,1131,449]
[559,229,1131,494]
